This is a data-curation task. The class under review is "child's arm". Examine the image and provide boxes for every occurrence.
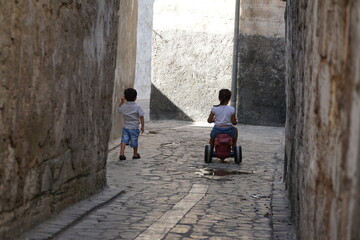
[231,114,237,125]
[118,97,126,107]
[140,116,145,133]
[207,112,215,123]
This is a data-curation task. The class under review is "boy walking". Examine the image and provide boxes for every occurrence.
[118,88,145,160]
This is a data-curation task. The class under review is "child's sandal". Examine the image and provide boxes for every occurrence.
[132,154,141,159]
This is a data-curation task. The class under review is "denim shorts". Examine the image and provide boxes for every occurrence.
[210,126,237,139]
[121,128,140,148]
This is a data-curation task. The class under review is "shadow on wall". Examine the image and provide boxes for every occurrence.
[150,84,193,121]
[237,34,286,127]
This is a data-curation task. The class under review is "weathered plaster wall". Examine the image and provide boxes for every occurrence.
[134,0,154,100]
[237,0,286,126]
[109,1,138,142]
[0,1,119,239]
[240,0,285,38]
[285,1,360,239]
[151,0,234,121]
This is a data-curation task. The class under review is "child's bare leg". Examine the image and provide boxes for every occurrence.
[232,128,238,147]
[209,138,215,147]
[133,146,138,157]
[120,143,126,156]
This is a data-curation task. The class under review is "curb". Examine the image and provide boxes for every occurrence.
[270,153,295,240]
[20,141,124,240]
[21,187,125,240]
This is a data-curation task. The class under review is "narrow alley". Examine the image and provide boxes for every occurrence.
[22,121,292,240]
[3,1,360,239]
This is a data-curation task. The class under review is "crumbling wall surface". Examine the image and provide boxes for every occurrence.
[285,0,360,239]
[109,0,138,141]
[237,0,286,126]
[0,1,119,239]
[151,0,234,121]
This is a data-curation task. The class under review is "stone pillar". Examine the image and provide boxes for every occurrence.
[285,1,360,239]
[0,1,119,238]
[237,0,286,126]
[134,0,154,100]
[133,0,154,121]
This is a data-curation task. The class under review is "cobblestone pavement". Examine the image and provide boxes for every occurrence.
[22,121,294,240]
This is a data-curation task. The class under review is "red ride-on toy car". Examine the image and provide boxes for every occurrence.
[204,134,242,164]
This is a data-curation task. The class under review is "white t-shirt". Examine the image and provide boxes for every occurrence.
[118,102,144,129]
[211,105,235,127]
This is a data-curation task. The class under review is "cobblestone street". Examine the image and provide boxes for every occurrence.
[22,121,293,240]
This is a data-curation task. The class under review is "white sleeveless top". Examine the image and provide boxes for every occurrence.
[211,105,235,127]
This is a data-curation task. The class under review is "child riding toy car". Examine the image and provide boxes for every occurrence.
[204,134,242,164]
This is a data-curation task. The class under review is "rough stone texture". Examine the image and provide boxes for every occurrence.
[285,1,360,239]
[109,1,138,141]
[0,1,119,239]
[151,0,234,121]
[237,0,286,127]
[238,35,285,126]
[134,0,154,100]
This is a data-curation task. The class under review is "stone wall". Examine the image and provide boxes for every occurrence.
[151,0,286,124]
[151,0,234,121]
[237,0,286,126]
[285,1,360,239]
[0,1,119,239]
[109,1,138,141]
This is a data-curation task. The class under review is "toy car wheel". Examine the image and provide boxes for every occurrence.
[234,146,242,164]
[204,145,212,163]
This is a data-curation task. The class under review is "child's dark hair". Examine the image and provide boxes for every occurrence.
[214,89,231,106]
[124,88,137,101]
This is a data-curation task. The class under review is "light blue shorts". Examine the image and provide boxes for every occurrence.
[210,126,237,139]
[121,128,140,148]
